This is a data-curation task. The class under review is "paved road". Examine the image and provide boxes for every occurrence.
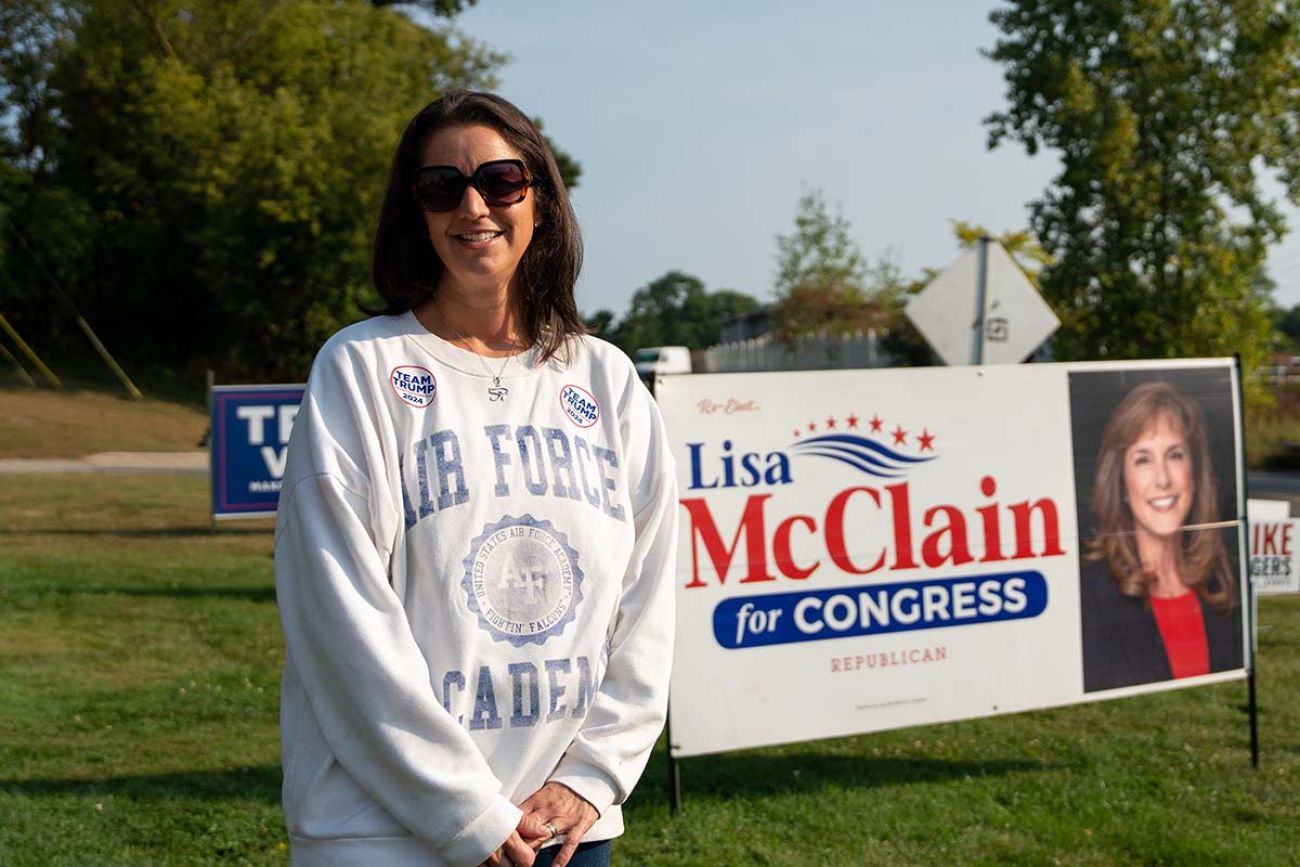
[0,451,207,475]
[1248,471,1300,498]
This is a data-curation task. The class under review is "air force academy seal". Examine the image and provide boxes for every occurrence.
[462,515,584,647]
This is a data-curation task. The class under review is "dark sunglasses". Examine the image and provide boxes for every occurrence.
[412,159,531,212]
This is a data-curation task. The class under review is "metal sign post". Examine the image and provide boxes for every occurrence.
[971,236,990,365]
[1234,354,1260,769]
[666,709,682,813]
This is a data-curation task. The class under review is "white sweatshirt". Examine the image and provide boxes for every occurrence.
[274,312,677,866]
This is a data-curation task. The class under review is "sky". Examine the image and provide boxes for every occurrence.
[444,0,1300,320]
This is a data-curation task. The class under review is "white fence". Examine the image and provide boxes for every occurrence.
[701,329,889,373]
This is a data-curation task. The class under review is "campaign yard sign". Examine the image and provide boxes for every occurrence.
[210,384,305,519]
[1249,517,1300,595]
[656,359,1250,758]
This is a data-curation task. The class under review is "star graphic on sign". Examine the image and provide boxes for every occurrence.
[846,413,860,429]
[870,415,884,433]
[794,429,802,438]
[892,425,907,445]
[808,421,817,433]
[825,416,837,429]
[918,429,936,451]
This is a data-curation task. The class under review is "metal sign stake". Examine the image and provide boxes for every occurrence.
[666,707,682,813]
[970,236,990,366]
[1234,354,1260,769]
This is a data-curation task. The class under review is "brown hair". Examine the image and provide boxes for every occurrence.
[370,91,584,362]
[1084,381,1235,612]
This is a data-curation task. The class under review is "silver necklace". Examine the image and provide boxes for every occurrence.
[442,318,519,402]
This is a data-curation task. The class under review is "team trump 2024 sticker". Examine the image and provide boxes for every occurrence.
[559,384,600,427]
[390,365,437,408]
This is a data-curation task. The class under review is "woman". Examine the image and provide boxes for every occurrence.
[274,92,678,867]
[1080,380,1241,692]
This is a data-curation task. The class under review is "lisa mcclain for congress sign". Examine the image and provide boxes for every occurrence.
[655,359,1251,758]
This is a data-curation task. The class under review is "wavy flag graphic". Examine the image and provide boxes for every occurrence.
[788,433,936,479]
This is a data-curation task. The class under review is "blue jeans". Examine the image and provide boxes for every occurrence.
[533,839,612,867]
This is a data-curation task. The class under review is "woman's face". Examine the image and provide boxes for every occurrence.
[1122,413,1194,540]
[419,124,536,299]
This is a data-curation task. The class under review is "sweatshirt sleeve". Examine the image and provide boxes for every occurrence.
[549,370,678,814]
[275,343,520,866]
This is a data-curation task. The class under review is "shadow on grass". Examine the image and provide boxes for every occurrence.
[631,749,1054,811]
[0,765,281,803]
[1,752,1059,813]
[6,585,276,602]
[0,527,273,538]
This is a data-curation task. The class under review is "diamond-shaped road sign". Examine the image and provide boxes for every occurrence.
[905,240,1060,365]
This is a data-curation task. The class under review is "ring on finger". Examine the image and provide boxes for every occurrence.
[543,821,560,839]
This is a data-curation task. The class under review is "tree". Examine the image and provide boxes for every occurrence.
[606,271,760,354]
[858,254,933,367]
[1274,305,1300,356]
[583,308,616,340]
[773,187,867,299]
[985,0,1300,385]
[370,0,476,15]
[532,115,581,191]
[770,187,889,340]
[0,1,88,353]
[0,0,577,382]
[951,220,1052,285]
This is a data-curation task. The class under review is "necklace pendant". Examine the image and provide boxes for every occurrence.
[488,377,508,402]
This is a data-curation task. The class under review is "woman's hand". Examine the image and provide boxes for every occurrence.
[519,782,599,867]
[478,822,544,867]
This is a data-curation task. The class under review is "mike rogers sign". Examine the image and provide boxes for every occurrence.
[657,360,1249,757]
[210,384,305,519]
[1250,518,1300,595]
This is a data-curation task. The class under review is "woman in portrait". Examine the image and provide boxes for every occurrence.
[274,92,678,866]
[1080,380,1242,693]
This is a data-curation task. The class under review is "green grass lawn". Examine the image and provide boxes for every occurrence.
[0,475,281,865]
[2,474,1298,865]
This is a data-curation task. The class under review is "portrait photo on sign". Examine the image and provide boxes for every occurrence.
[1068,366,1245,694]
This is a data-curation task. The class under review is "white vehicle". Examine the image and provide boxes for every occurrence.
[633,345,692,379]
